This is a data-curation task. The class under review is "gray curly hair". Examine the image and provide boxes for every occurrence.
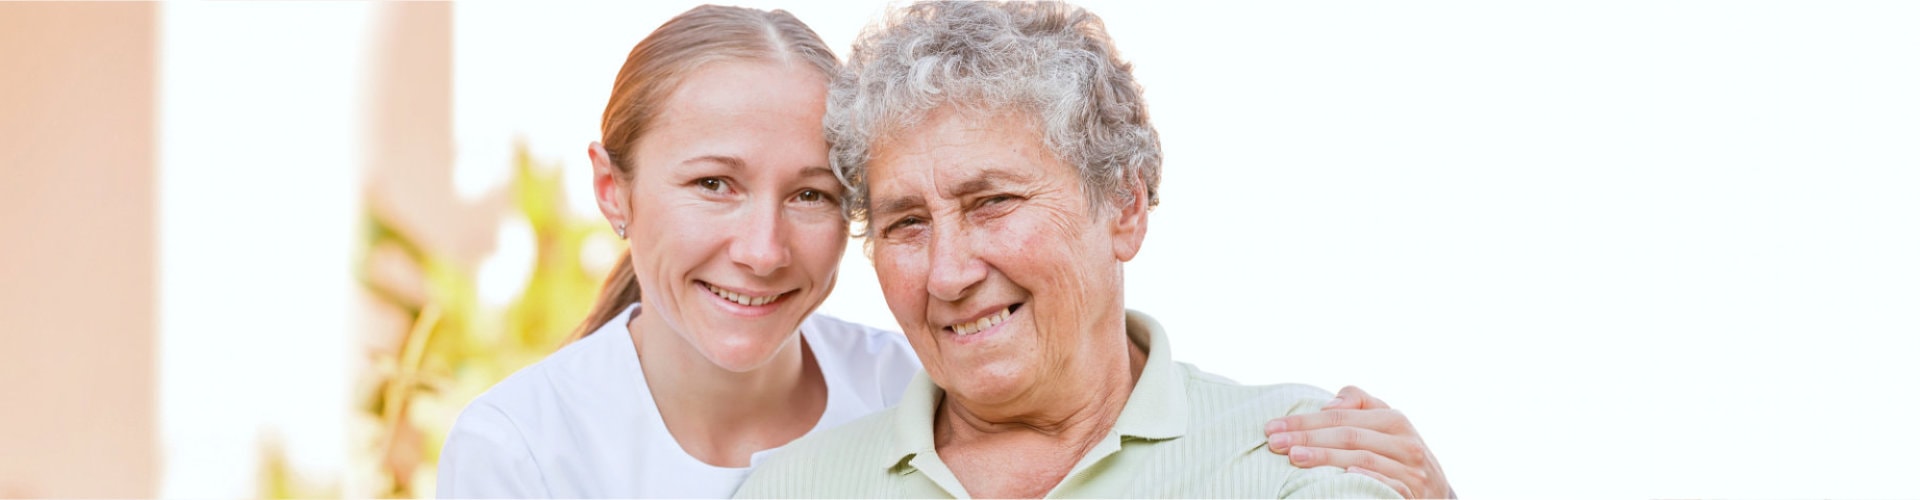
[827,0,1162,234]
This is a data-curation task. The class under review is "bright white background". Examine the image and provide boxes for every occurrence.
[161,1,1920,498]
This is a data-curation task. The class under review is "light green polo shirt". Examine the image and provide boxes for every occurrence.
[735,310,1401,499]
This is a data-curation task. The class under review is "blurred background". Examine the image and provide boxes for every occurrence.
[3,1,1917,498]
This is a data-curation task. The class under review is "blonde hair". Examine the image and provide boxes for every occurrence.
[573,5,840,339]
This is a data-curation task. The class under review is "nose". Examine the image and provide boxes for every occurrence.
[729,200,790,276]
[924,225,986,303]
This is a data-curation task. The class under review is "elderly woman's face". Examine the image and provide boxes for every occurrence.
[866,108,1135,408]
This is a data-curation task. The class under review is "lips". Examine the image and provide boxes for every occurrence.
[944,303,1022,336]
[697,281,789,307]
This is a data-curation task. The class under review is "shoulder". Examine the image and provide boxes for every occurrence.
[1174,362,1337,458]
[1179,362,1339,423]
[1162,364,1399,499]
[800,313,915,362]
[801,313,922,407]
[437,394,552,496]
[461,328,626,421]
[769,405,899,465]
[444,396,526,451]
[737,408,903,497]
[442,326,636,461]
[440,385,551,497]
[439,326,644,497]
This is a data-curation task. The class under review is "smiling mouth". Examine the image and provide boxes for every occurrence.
[946,303,1022,336]
[697,281,789,307]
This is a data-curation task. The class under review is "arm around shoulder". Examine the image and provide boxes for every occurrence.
[436,402,550,498]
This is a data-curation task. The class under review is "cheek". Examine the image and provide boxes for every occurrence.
[992,209,1103,326]
[873,246,927,311]
[641,211,713,256]
[990,209,1086,276]
[628,201,728,283]
[792,219,849,274]
[631,189,702,237]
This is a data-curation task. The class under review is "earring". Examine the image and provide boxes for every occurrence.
[616,222,626,238]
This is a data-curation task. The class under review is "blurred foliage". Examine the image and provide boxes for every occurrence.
[257,433,342,499]
[255,144,613,498]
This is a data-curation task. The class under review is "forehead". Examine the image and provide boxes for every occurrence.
[634,60,830,170]
[663,60,828,123]
[642,61,826,146]
[867,108,1066,197]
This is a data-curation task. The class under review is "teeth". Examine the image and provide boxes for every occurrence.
[704,282,780,307]
[951,307,1012,336]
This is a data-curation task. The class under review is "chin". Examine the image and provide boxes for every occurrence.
[698,328,799,372]
[938,363,1036,406]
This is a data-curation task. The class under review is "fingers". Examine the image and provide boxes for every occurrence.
[1266,408,1412,437]
[1267,425,1421,464]
[1265,387,1449,499]
[1346,466,1412,499]
[1285,446,1415,485]
[1265,388,1386,434]
[1328,385,1391,410]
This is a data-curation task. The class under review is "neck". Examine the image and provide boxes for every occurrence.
[939,340,1145,439]
[628,307,827,467]
[933,317,1150,497]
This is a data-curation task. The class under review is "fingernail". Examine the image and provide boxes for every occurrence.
[1268,433,1292,450]
[1291,447,1314,463]
[1265,419,1287,434]
[1324,397,1344,408]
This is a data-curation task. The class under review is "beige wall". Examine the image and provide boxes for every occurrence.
[365,1,488,262]
[0,3,158,497]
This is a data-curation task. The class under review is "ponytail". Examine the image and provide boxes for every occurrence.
[571,252,642,340]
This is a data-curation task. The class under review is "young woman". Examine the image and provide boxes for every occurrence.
[437,5,1450,498]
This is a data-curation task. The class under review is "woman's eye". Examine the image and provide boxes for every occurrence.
[797,189,828,203]
[696,178,729,192]
[884,216,924,236]
[973,194,1018,213]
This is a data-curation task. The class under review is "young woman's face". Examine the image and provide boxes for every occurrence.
[615,60,846,372]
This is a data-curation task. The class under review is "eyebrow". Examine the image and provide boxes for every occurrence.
[684,156,835,180]
[945,168,1037,198]
[797,166,836,180]
[870,168,1037,219]
[871,194,923,221]
[682,155,746,170]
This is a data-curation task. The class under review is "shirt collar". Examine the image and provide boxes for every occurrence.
[880,309,1190,471]
[886,370,941,472]
[1110,309,1189,441]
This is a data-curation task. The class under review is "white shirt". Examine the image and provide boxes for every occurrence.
[436,304,921,498]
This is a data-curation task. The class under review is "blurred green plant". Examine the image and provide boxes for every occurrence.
[256,432,342,499]
[256,144,612,498]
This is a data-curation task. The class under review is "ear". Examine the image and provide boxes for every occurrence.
[589,141,629,234]
[1108,172,1150,262]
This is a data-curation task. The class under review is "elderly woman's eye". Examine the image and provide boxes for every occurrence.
[884,216,924,236]
[973,194,1019,213]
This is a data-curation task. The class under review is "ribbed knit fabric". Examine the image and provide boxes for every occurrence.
[734,311,1401,499]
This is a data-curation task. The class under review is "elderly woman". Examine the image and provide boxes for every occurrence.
[736,2,1426,498]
